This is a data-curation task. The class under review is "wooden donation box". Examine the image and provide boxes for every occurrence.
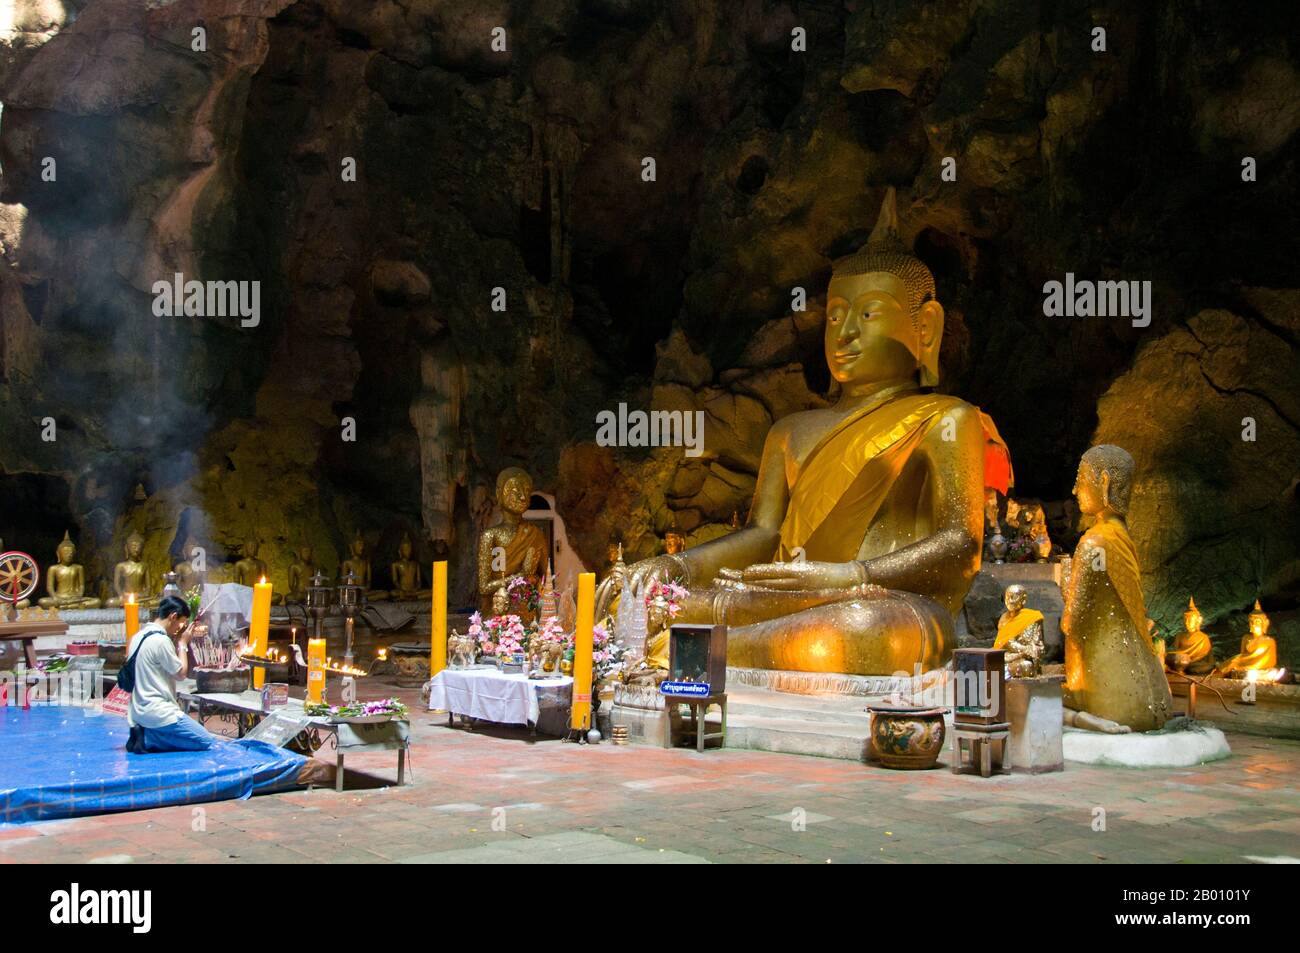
[664,624,727,696]
[952,648,1005,725]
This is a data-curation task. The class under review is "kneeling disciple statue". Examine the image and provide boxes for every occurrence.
[596,189,1009,676]
[1060,445,1172,733]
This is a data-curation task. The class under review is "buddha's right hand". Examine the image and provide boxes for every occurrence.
[594,554,685,619]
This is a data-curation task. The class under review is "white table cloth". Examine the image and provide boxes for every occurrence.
[427,667,572,726]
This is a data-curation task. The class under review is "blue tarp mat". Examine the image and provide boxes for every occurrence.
[0,707,306,826]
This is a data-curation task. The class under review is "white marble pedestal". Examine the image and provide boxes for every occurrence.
[1006,674,1065,773]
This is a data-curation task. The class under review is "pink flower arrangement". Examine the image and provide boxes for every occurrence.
[468,611,528,658]
[534,617,567,646]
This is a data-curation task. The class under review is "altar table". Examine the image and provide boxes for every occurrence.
[427,667,572,734]
[177,687,409,792]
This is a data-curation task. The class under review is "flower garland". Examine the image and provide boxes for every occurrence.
[306,698,408,720]
[645,579,688,618]
[506,575,540,615]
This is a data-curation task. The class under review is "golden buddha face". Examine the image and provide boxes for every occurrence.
[126,536,144,560]
[350,536,365,557]
[56,541,76,566]
[1184,602,1203,632]
[498,473,532,516]
[1003,584,1027,614]
[244,539,258,559]
[825,271,942,390]
[1072,462,1108,517]
[399,538,413,559]
[299,545,313,563]
[1249,605,1270,638]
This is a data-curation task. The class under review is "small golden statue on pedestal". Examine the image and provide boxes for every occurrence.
[38,531,101,609]
[1060,445,1172,733]
[994,584,1044,678]
[1215,600,1279,678]
[105,532,156,608]
[1166,597,1215,675]
[389,533,431,602]
[476,467,546,615]
[341,530,387,601]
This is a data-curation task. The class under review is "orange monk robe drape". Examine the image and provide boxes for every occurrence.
[993,608,1043,650]
[776,393,1011,563]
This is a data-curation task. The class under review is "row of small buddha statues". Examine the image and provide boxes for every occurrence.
[31,528,436,610]
[1165,597,1282,680]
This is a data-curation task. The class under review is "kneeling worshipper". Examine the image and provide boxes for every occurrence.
[123,594,216,753]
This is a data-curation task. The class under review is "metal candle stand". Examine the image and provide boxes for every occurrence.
[337,570,364,668]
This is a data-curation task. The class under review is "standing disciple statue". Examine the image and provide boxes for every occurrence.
[106,531,157,608]
[1059,445,1172,733]
[596,188,1009,676]
[476,467,547,615]
[38,531,101,609]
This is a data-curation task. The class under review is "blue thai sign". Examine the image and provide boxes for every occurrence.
[660,681,711,697]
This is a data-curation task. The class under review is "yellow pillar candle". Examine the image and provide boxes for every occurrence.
[430,560,447,679]
[307,637,327,705]
[249,576,272,689]
[570,572,595,732]
[123,593,140,652]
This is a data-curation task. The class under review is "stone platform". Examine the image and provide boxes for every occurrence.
[1063,718,1231,767]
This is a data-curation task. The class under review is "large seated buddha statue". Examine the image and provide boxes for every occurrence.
[597,189,1009,676]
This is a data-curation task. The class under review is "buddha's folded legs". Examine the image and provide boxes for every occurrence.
[679,585,952,676]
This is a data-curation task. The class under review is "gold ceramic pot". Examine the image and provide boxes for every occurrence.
[868,706,946,770]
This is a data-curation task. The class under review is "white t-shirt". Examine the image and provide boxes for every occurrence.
[126,625,184,729]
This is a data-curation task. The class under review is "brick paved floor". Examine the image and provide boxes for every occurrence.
[3,684,1298,864]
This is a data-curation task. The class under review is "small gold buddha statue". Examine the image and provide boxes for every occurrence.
[285,544,318,603]
[105,531,157,608]
[389,533,431,601]
[233,538,268,586]
[1060,445,1172,733]
[236,538,285,603]
[173,535,206,591]
[994,584,1044,678]
[1166,596,1215,675]
[476,467,547,615]
[341,530,388,601]
[37,531,101,609]
[665,523,686,555]
[1215,600,1279,678]
[597,188,1010,677]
